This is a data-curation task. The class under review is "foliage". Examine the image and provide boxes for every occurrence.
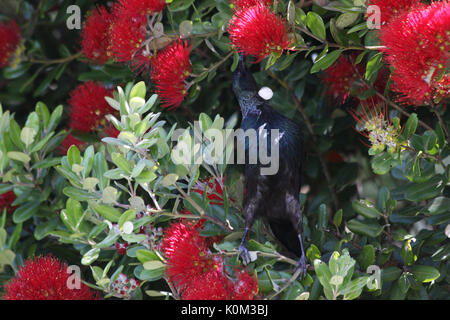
[0,0,448,300]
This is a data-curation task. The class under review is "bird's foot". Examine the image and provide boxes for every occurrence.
[238,244,251,265]
[294,255,307,279]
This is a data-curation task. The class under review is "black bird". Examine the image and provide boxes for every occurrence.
[232,54,307,277]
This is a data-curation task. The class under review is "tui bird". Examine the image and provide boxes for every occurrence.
[232,54,307,277]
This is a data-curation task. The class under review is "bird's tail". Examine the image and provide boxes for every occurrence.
[268,218,301,258]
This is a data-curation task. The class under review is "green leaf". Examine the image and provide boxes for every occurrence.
[102,186,117,204]
[136,249,161,263]
[339,277,368,300]
[34,219,58,240]
[94,233,120,249]
[277,52,299,71]
[143,260,165,270]
[136,170,157,184]
[306,244,321,262]
[352,200,382,219]
[365,52,383,82]
[0,249,15,267]
[12,201,40,223]
[336,13,359,29]
[427,197,450,215]
[347,219,384,238]
[82,177,99,191]
[306,12,326,40]
[47,105,63,133]
[20,127,36,147]
[67,145,81,167]
[313,259,333,300]
[122,233,147,243]
[63,186,99,201]
[82,248,100,265]
[410,131,438,153]
[410,265,440,283]
[118,209,136,228]
[318,203,328,229]
[161,173,178,187]
[381,266,402,283]
[405,175,443,201]
[7,151,30,164]
[371,152,397,175]
[358,245,375,270]
[94,205,122,222]
[333,209,343,228]
[400,113,418,140]
[199,113,212,133]
[61,198,84,232]
[310,50,342,74]
[111,152,131,174]
[130,81,146,100]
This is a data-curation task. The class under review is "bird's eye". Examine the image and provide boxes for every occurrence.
[258,86,273,100]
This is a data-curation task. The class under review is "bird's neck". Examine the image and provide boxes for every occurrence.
[238,91,262,119]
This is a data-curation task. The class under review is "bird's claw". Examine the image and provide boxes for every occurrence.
[295,255,307,279]
[238,244,251,265]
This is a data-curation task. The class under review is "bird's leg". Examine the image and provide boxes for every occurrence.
[239,192,258,264]
[286,193,308,279]
[295,233,307,279]
[238,226,251,265]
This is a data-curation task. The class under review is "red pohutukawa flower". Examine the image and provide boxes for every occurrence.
[68,81,115,133]
[81,5,113,64]
[150,40,192,109]
[2,256,98,300]
[321,55,361,104]
[228,4,291,61]
[160,220,205,259]
[182,272,234,300]
[321,54,388,105]
[379,2,450,105]
[109,0,165,67]
[114,0,166,19]
[0,191,17,214]
[367,0,421,24]
[162,221,225,291]
[232,270,259,300]
[231,0,273,10]
[161,220,259,300]
[109,14,147,63]
[0,19,21,69]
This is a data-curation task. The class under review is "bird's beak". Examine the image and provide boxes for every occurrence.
[237,53,246,72]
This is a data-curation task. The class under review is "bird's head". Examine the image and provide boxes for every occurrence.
[232,53,258,98]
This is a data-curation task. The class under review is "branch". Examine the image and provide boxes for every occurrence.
[28,52,82,65]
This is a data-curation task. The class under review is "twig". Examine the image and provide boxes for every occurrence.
[28,52,82,65]
[374,91,434,132]
[434,108,450,144]
[266,267,303,300]
[190,50,234,79]
[218,249,298,266]
[159,210,234,232]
